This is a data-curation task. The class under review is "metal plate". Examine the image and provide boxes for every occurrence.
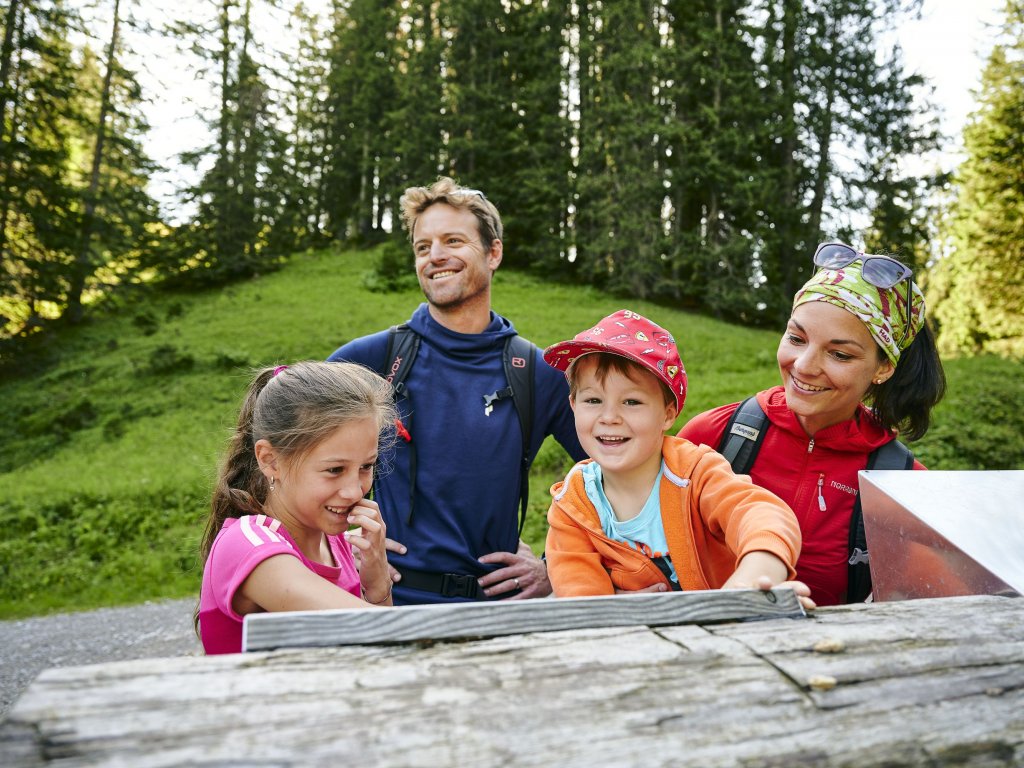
[859,470,1024,601]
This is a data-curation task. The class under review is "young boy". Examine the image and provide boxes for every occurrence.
[543,309,805,598]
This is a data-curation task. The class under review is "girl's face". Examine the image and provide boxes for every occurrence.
[266,417,380,540]
[570,356,677,484]
[777,301,894,437]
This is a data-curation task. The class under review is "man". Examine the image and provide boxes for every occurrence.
[328,177,585,604]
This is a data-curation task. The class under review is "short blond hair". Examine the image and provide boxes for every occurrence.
[399,177,503,247]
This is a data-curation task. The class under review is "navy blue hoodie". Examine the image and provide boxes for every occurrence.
[329,303,585,604]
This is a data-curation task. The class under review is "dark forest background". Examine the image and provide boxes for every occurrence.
[1,0,1022,362]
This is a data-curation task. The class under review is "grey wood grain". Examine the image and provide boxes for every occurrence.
[242,587,806,651]
[1,595,1021,767]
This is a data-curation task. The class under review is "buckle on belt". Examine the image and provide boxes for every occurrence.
[440,573,479,599]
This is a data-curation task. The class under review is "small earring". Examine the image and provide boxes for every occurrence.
[874,379,883,385]
[269,476,276,492]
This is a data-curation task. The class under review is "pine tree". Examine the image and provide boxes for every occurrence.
[65,0,159,323]
[388,1,444,187]
[272,2,332,252]
[753,0,932,318]
[0,0,82,334]
[167,0,288,283]
[931,0,1024,357]
[573,0,667,299]
[492,0,572,271]
[859,52,941,270]
[661,0,773,320]
[323,0,398,243]
[384,0,445,217]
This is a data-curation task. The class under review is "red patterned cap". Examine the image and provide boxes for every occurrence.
[543,309,686,412]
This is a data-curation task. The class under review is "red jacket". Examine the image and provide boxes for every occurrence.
[678,386,925,606]
[545,435,801,596]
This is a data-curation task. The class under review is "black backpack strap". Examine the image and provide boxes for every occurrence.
[649,556,683,591]
[846,438,914,603]
[503,335,536,537]
[383,323,419,397]
[717,396,770,475]
[383,324,420,524]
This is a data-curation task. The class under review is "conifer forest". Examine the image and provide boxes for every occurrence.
[1,0,1022,356]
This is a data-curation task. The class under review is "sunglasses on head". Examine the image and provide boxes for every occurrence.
[813,242,914,347]
[813,242,913,289]
[456,187,487,201]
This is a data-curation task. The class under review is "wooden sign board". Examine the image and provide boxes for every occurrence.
[243,587,805,652]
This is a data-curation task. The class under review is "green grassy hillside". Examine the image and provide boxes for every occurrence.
[2,245,1022,618]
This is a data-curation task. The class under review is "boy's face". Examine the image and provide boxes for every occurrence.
[570,355,678,482]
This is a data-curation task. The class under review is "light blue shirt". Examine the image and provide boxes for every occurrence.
[580,461,678,584]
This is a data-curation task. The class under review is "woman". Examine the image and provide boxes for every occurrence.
[679,242,945,606]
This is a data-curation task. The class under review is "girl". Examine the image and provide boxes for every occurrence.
[680,242,946,606]
[197,361,398,654]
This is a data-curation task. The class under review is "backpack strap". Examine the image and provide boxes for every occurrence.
[503,335,536,537]
[717,396,770,475]
[383,324,420,523]
[846,438,914,603]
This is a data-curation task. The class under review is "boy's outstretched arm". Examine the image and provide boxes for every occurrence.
[722,551,816,610]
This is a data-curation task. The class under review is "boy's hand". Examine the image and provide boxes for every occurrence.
[723,551,816,611]
[750,576,816,612]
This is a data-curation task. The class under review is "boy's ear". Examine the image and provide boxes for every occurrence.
[662,403,679,431]
[253,439,280,478]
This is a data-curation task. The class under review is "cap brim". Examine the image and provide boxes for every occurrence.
[543,340,640,372]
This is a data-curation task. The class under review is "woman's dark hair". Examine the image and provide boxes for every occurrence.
[868,321,945,441]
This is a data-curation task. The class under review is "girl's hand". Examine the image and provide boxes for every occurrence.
[344,499,393,605]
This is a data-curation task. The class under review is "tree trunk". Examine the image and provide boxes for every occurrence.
[0,0,21,137]
[778,0,799,299]
[214,0,235,262]
[66,0,121,324]
[0,0,24,263]
[805,15,837,241]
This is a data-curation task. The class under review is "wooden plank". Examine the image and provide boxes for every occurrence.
[2,596,1022,767]
[242,587,806,651]
[709,594,1024,712]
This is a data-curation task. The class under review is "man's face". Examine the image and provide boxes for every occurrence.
[412,203,502,312]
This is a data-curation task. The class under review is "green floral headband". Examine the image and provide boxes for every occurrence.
[793,260,925,365]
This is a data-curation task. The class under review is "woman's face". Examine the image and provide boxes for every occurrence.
[777,301,894,437]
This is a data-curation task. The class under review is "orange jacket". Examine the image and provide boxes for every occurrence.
[545,436,802,596]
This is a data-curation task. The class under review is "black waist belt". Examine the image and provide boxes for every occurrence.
[395,566,488,600]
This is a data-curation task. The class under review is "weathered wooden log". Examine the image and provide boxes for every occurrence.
[243,586,806,650]
[1,594,1021,767]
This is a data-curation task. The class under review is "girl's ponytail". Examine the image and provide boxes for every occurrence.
[200,367,276,565]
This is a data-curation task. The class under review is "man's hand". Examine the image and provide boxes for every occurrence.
[477,539,552,600]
